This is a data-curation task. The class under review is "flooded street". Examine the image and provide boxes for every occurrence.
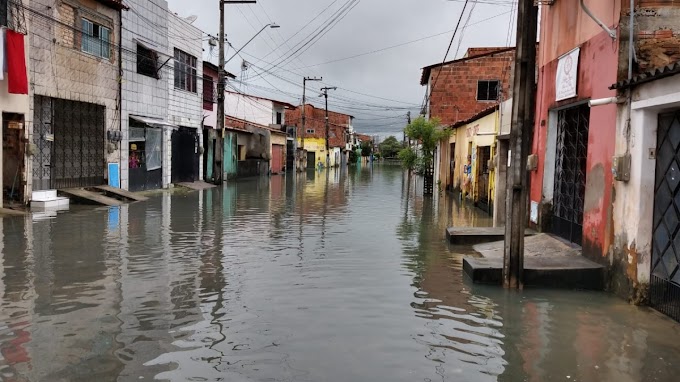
[1,165,680,382]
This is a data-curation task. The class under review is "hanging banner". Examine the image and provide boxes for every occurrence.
[555,47,580,102]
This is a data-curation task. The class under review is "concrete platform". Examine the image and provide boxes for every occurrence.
[91,185,149,202]
[0,207,26,217]
[447,226,536,245]
[59,188,123,206]
[463,233,605,290]
[176,181,217,191]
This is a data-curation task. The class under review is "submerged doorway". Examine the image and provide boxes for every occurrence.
[551,104,590,245]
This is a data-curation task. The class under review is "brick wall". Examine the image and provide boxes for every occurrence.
[120,0,170,190]
[286,105,350,148]
[29,0,121,188]
[425,49,514,126]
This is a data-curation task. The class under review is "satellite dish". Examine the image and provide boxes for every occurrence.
[184,15,198,24]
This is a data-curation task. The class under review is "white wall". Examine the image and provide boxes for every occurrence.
[0,0,31,205]
[224,92,274,126]
[614,74,680,287]
[168,11,203,183]
[121,0,170,190]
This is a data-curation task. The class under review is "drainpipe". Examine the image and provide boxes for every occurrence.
[118,8,124,188]
[580,0,617,40]
[625,0,635,155]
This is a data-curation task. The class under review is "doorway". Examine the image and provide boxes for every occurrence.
[171,127,200,183]
[449,142,456,191]
[307,151,316,169]
[476,145,491,212]
[2,113,25,204]
[650,109,680,322]
[551,104,590,245]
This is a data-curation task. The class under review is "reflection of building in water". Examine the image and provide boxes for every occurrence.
[0,211,125,381]
[117,193,204,379]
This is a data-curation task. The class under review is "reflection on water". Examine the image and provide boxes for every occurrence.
[0,166,679,381]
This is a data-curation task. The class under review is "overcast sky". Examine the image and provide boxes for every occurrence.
[165,0,518,137]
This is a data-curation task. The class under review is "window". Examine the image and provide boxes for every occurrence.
[174,48,197,93]
[81,18,110,59]
[137,44,158,78]
[276,112,283,125]
[203,75,215,111]
[306,129,315,134]
[1,0,8,27]
[477,80,499,101]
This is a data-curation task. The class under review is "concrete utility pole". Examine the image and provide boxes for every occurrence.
[503,0,538,289]
[215,0,256,185]
[321,86,337,167]
[404,111,411,144]
[300,77,322,151]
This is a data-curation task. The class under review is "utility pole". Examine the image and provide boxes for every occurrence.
[300,76,322,151]
[503,0,538,289]
[404,111,411,144]
[321,86,337,167]
[215,0,256,185]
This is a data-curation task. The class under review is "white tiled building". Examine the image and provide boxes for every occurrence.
[166,11,203,184]
[120,0,172,192]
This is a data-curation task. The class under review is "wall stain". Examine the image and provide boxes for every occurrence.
[584,163,605,213]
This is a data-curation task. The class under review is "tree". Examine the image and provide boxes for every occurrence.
[378,136,403,158]
[360,140,373,157]
[399,116,451,173]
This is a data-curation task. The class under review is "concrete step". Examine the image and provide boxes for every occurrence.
[463,233,605,290]
[30,197,70,211]
[31,190,58,201]
[447,226,536,245]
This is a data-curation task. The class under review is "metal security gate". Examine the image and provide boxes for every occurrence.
[551,104,589,245]
[33,96,105,190]
[651,110,680,322]
[171,127,200,183]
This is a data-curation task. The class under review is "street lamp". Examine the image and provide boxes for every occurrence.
[225,23,280,64]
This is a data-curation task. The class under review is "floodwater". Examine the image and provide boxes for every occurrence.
[1,166,680,382]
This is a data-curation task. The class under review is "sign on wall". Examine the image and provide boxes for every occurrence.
[555,47,580,101]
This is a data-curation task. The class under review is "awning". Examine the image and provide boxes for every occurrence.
[130,115,178,129]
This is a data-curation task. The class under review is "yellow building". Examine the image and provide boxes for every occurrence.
[297,137,327,169]
[437,106,500,213]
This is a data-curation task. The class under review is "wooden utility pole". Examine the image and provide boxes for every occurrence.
[321,86,337,167]
[503,0,538,289]
[215,1,256,185]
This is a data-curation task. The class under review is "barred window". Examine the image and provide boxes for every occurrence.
[137,44,158,78]
[81,18,110,59]
[174,48,197,93]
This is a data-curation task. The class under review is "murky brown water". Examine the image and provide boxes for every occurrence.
[1,165,680,382]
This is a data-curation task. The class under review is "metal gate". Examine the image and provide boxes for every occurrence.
[272,144,284,174]
[651,110,680,322]
[551,104,589,245]
[33,96,105,190]
[171,127,200,183]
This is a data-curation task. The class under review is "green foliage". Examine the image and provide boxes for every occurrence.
[360,141,373,157]
[401,116,452,171]
[398,147,417,170]
[349,149,359,163]
[378,135,403,158]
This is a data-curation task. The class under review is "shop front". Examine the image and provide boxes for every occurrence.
[128,116,174,192]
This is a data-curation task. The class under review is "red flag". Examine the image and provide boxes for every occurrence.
[6,30,28,95]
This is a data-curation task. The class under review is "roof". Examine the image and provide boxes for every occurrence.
[225,91,297,109]
[420,46,516,85]
[202,62,236,79]
[450,104,499,129]
[610,61,680,90]
[224,115,286,135]
[96,0,127,10]
[293,104,355,119]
